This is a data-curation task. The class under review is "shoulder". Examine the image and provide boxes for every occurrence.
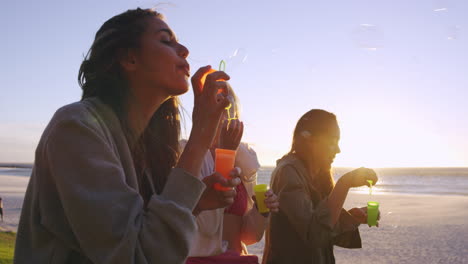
[52,98,113,125]
[236,142,259,161]
[236,142,260,182]
[272,164,300,184]
[53,101,91,121]
[49,98,118,134]
[49,100,97,129]
[40,98,119,149]
[271,154,307,187]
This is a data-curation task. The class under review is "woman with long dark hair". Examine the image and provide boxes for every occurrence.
[262,109,379,264]
[15,8,239,264]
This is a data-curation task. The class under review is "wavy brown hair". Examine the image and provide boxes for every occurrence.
[290,109,337,199]
[78,8,181,205]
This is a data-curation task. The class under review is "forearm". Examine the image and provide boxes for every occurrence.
[176,131,208,177]
[326,179,350,226]
[240,208,268,244]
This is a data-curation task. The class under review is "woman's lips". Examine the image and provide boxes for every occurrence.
[178,64,190,77]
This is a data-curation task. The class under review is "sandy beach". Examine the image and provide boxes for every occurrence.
[248,193,468,263]
[1,173,467,263]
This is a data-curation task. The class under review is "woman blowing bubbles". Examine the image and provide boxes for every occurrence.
[15,8,240,264]
[263,109,379,264]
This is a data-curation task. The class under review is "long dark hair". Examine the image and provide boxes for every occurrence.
[78,8,181,205]
[290,109,337,198]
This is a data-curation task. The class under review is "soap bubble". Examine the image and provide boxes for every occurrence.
[187,55,212,69]
[447,25,461,40]
[188,48,249,76]
[271,48,280,56]
[433,7,448,12]
[379,210,400,233]
[351,24,384,51]
[225,48,249,72]
[432,0,451,12]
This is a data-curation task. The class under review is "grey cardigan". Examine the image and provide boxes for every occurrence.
[14,98,205,264]
[262,154,361,264]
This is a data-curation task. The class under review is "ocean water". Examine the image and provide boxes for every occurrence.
[2,166,468,196]
[0,168,31,195]
[257,167,468,196]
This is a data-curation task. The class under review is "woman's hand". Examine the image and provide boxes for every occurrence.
[348,207,380,227]
[340,167,378,189]
[193,167,241,215]
[253,189,280,216]
[264,190,279,213]
[219,119,244,150]
[190,66,231,149]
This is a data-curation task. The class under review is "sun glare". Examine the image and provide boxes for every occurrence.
[334,110,464,168]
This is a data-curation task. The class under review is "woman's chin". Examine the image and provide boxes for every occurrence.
[321,162,332,170]
[170,83,190,96]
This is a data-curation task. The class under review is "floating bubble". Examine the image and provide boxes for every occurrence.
[432,0,451,12]
[447,25,461,40]
[225,48,248,72]
[351,24,384,51]
[271,48,280,56]
[187,55,212,68]
[379,210,400,233]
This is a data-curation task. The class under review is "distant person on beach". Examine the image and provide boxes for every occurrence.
[185,86,279,264]
[0,197,3,222]
[15,8,241,264]
[262,109,379,264]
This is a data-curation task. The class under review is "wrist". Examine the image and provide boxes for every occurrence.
[176,139,206,176]
[337,177,351,190]
[184,137,206,154]
[190,126,218,151]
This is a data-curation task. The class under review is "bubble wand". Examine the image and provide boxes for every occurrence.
[199,60,238,127]
[367,179,379,227]
[367,180,373,195]
[212,60,237,191]
[218,60,237,128]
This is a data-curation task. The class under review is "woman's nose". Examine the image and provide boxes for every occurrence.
[336,145,341,154]
[178,43,189,59]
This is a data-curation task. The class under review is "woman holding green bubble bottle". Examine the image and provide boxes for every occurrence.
[262,109,379,264]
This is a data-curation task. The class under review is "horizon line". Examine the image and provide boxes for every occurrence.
[2,162,468,170]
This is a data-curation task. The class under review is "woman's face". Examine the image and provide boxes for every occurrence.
[130,17,190,99]
[310,124,341,170]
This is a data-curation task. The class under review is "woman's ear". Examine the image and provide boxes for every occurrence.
[119,49,138,72]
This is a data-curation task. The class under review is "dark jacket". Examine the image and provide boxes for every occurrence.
[262,154,361,264]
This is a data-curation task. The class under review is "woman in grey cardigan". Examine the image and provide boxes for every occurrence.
[15,8,240,264]
[263,109,379,264]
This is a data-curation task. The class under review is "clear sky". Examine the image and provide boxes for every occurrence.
[1,0,467,167]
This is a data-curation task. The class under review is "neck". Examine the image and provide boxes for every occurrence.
[296,151,320,177]
[307,161,320,178]
[126,89,169,139]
